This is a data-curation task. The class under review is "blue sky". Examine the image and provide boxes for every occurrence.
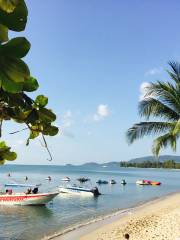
[5,0,180,165]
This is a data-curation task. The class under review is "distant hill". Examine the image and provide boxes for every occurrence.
[63,155,180,169]
[128,155,180,163]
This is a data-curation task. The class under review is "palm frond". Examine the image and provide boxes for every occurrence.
[172,119,180,135]
[126,122,175,144]
[167,61,180,84]
[139,97,179,121]
[152,133,177,156]
[144,81,180,114]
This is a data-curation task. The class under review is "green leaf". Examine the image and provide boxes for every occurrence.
[26,109,39,124]
[0,141,17,162]
[39,108,56,123]
[35,95,48,107]
[1,37,30,58]
[0,0,19,13]
[0,0,27,31]
[29,130,39,139]
[0,23,8,42]
[23,77,39,92]
[0,141,7,148]
[2,58,30,83]
[0,71,23,93]
[2,151,17,160]
[43,125,59,136]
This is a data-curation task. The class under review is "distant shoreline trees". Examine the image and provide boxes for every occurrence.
[120,159,179,169]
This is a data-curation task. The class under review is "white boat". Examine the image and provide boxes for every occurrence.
[59,185,100,196]
[61,177,71,182]
[0,192,59,205]
[109,179,116,184]
[136,180,150,185]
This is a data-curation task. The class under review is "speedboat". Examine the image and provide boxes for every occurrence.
[59,185,101,196]
[61,177,71,182]
[3,183,58,205]
[0,192,59,205]
[109,179,116,184]
[96,179,108,184]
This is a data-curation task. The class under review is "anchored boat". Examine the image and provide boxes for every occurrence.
[59,185,101,196]
[136,180,161,186]
[0,192,59,205]
[2,183,58,205]
[96,179,108,184]
[61,177,71,182]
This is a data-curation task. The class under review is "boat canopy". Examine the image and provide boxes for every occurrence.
[4,183,41,188]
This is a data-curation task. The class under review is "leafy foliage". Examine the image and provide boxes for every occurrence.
[0,0,58,163]
[127,61,180,156]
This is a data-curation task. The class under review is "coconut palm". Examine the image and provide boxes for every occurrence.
[126,61,180,156]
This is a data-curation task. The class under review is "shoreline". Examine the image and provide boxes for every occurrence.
[43,191,180,240]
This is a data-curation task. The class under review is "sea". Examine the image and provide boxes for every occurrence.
[0,164,180,240]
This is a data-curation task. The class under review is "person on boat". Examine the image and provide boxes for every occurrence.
[6,189,12,195]
[124,233,130,239]
[26,188,32,194]
[32,187,38,194]
[48,176,51,181]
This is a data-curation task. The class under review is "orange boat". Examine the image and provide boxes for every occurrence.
[144,180,161,186]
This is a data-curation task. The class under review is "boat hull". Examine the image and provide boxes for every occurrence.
[59,187,94,196]
[0,192,59,206]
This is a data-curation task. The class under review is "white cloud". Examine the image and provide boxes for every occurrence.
[145,67,162,76]
[139,82,151,101]
[93,104,110,122]
[57,110,75,138]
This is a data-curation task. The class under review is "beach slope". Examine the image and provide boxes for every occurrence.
[80,193,180,240]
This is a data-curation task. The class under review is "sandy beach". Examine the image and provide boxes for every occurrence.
[51,192,180,240]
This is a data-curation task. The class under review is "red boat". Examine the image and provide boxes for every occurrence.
[144,180,161,186]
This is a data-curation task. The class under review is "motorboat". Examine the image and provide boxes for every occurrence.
[61,177,71,182]
[121,179,127,185]
[0,192,59,205]
[59,185,101,196]
[109,179,116,184]
[77,177,90,183]
[136,180,150,185]
[2,183,58,205]
[96,179,108,184]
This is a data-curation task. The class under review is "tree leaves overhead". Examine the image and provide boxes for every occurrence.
[35,95,48,107]
[127,62,180,156]
[0,0,19,13]
[0,141,17,163]
[0,0,59,164]
[0,37,30,93]
[0,23,8,42]
[0,0,27,32]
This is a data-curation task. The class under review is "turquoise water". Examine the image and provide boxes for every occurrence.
[0,165,180,240]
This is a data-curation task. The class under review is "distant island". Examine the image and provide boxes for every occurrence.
[120,155,180,169]
[64,155,180,169]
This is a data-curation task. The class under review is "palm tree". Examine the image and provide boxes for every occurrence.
[127,61,180,156]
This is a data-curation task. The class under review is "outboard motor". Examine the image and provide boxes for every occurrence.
[92,187,101,196]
